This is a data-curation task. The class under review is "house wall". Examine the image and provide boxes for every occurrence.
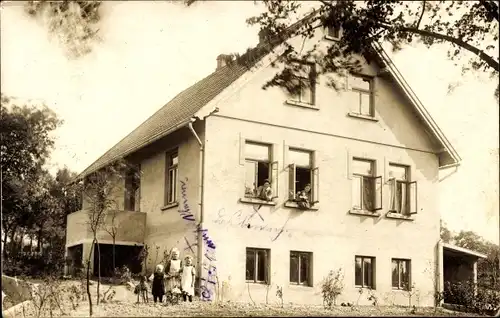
[139,126,204,273]
[199,28,441,306]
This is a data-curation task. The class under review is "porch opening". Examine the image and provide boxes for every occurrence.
[93,243,143,277]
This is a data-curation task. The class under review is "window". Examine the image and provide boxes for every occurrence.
[288,148,319,205]
[290,251,312,286]
[246,248,270,284]
[349,75,374,117]
[392,259,411,290]
[388,164,417,215]
[351,158,382,212]
[326,25,341,40]
[287,61,315,105]
[165,150,178,205]
[124,165,141,211]
[244,142,278,200]
[355,256,375,288]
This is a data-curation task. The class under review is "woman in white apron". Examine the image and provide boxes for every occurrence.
[164,248,182,297]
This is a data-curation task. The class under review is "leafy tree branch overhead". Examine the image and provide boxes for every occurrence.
[27,0,497,97]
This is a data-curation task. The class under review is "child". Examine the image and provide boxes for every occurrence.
[180,255,196,302]
[165,248,182,298]
[151,264,165,303]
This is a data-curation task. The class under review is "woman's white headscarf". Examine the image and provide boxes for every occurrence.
[156,264,164,273]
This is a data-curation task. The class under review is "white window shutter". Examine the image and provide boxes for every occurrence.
[271,161,279,199]
[288,164,296,200]
[408,181,418,214]
[239,133,245,166]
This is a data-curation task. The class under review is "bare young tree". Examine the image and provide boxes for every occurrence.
[82,160,130,316]
[103,209,118,274]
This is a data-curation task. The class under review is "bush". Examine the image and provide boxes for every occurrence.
[321,268,344,308]
[444,280,500,315]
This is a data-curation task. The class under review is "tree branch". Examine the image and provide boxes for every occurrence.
[415,1,426,29]
[377,23,499,72]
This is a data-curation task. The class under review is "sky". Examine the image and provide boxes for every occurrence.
[1,1,498,244]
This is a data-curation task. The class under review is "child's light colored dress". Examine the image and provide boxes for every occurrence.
[181,265,196,296]
[165,259,182,293]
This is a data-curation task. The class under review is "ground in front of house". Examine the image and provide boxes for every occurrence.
[4,280,486,317]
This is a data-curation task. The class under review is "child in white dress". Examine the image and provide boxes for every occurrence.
[180,255,196,302]
[165,248,182,297]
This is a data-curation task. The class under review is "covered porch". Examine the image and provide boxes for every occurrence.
[437,241,487,305]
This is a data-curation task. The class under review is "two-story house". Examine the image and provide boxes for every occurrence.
[65,14,484,306]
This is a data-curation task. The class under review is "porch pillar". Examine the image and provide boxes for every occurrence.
[437,241,444,306]
[473,260,478,296]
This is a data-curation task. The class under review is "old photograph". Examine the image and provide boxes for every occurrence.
[1,0,499,317]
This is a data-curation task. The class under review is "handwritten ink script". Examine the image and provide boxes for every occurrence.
[213,208,292,239]
[179,179,217,301]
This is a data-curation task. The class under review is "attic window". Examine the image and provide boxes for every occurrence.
[286,61,316,107]
[325,25,341,40]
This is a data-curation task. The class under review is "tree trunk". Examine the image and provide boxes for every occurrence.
[112,237,116,273]
[3,228,9,258]
[97,241,101,305]
[37,226,43,252]
[86,239,95,317]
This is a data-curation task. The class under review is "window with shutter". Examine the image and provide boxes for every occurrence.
[388,164,417,215]
[351,158,381,212]
[288,149,317,208]
[244,142,275,201]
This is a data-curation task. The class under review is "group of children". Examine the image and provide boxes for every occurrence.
[149,248,196,303]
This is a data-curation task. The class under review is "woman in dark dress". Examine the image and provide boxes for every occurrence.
[151,264,165,303]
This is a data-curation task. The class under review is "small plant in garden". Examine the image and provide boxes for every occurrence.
[276,285,284,308]
[404,282,417,308]
[321,268,344,308]
[366,288,380,311]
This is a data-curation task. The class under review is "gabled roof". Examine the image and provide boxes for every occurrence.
[78,10,460,178]
[77,64,249,179]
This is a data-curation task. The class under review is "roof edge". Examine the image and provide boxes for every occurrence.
[75,118,191,180]
[442,242,488,259]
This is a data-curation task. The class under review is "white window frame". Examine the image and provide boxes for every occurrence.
[325,25,342,41]
[349,75,374,117]
[289,251,313,286]
[286,61,316,106]
[392,258,411,290]
[246,247,270,284]
[355,255,376,289]
[165,150,178,205]
[387,163,417,215]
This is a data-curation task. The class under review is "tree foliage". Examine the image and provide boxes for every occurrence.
[24,0,102,58]
[243,0,499,97]
[440,221,500,290]
[1,94,83,276]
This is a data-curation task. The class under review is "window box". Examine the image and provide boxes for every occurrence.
[349,209,380,217]
[285,100,319,110]
[160,202,179,211]
[386,211,415,221]
[240,197,276,206]
[284,200,319,211]
[347,112,379,122]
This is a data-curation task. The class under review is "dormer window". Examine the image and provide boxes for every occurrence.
[325,25,341,41]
